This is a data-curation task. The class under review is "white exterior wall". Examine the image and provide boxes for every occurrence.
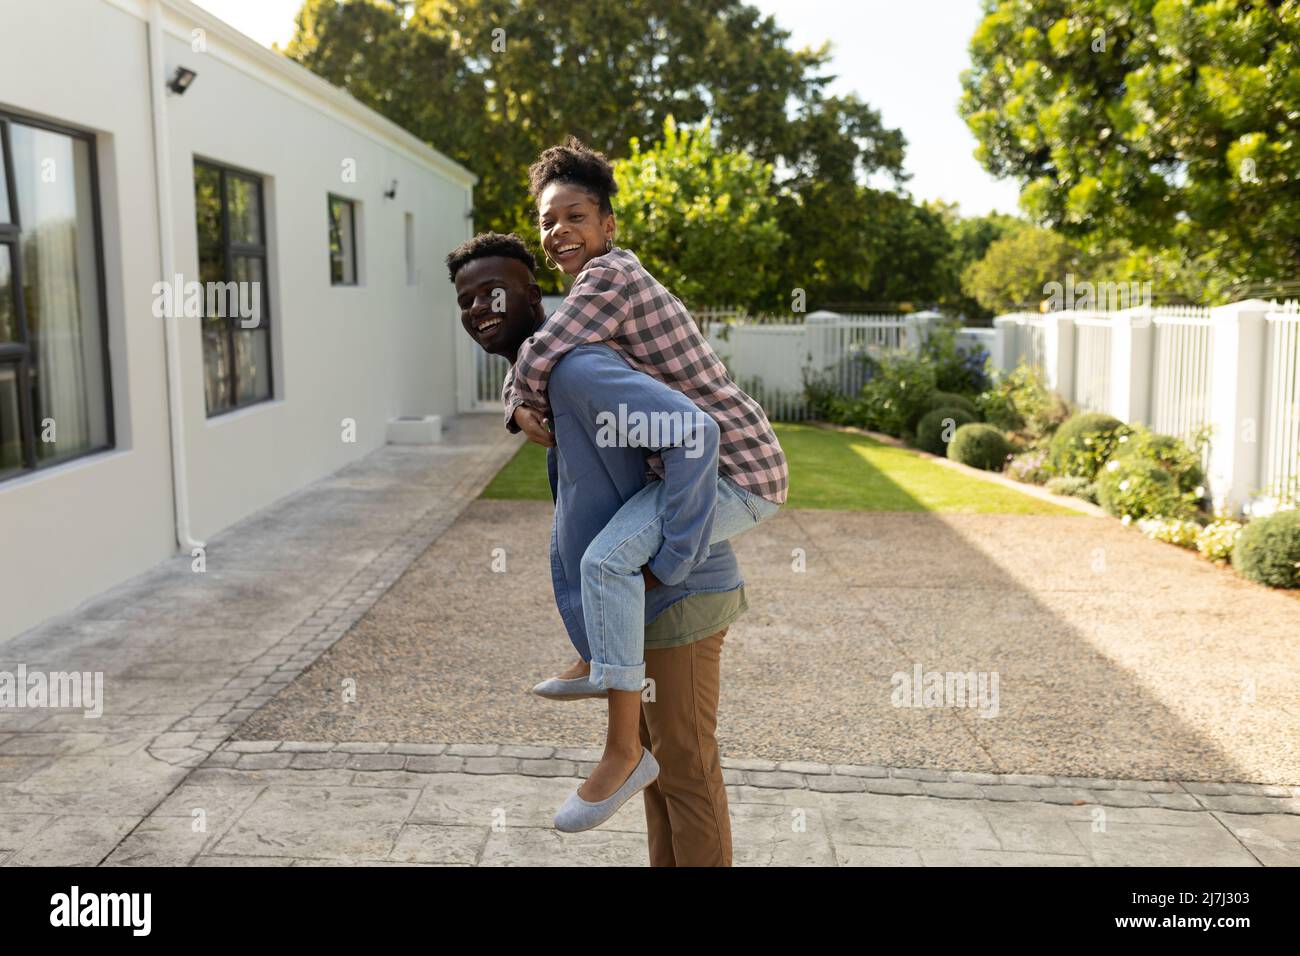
[0,0,475,640]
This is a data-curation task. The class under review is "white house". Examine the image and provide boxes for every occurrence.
[0,0,477,641]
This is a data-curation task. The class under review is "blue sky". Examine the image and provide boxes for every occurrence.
[193,0,1022,217]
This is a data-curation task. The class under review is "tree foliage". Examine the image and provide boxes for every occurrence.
[285,0,908,299]
[961,225,1083,314]
[612,117,784,310]
[960,0,1300,295]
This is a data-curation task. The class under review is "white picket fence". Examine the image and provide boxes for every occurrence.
[703,312,933,421]
[999,301,1300,513]
[1261,301,1300,507]
[1149,307,1215,448]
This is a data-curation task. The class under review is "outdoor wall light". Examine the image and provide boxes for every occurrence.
[384,179,399,199]
[168,66,197,95]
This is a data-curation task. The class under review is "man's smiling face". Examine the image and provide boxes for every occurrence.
[454,255,543,359]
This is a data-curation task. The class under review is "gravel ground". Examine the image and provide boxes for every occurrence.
[241,500,1300,785]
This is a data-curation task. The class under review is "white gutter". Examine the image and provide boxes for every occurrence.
[148,0,204,554]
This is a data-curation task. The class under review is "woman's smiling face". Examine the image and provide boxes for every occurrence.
[537,181,615,276]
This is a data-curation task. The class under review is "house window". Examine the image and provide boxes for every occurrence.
[194,159,272,415]
[328,195,357,285]
[0,112,113,482]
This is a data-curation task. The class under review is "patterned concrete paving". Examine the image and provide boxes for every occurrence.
[1,413,1298,866]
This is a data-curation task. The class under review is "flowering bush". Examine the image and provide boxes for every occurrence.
[1111,426,1205,496]
[1136,517,1201,548]
[1096,457,1198,521]
[1049,412,1130,481]
[1197,518,1243,563]
[1007,449,1051,484]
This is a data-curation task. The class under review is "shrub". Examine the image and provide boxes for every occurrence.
[1111,426,1205,495]
[1232,510,1300,588]
[1046,475,1098,502]
[948,423,1014,471]
[1049,412,1129,481]
[921,323,990,395]
[1197,518,1243,563]
[1007,449,1051,484]
[915,406,978,456]
[859,351,937,438]
[801,367,842,421]
[976,361,1069,440]
[1136,517,1201,548]
[1096,458,1197,521]
[924,390,980,419]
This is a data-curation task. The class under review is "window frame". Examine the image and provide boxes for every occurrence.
[194,157,274,417]
[327,193,358,287]
[0,109,114,483]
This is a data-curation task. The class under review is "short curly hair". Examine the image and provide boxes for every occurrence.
[528,136,618,216]
[445,232,537,282]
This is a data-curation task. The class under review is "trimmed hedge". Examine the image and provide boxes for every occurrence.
[947,423,1014,471]
[924,390,980,420]
[1048,412,1128,480]
[1232,510,1300,588]
[915,406,978,456]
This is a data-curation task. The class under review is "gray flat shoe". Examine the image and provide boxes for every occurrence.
[554,747,660,833]
[531,673,608,700]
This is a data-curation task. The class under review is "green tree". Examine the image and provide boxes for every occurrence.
[611,117,784,310]
[961,225,1082,314]
[960,0,1300,296]
[930,203,1025,319]
[285,0,906,293]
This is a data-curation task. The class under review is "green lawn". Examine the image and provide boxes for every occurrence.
[481,422,1077,514]
[480,440,553,501]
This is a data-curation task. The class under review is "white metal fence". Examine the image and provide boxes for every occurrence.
[704,312,928,421]
[1072,316,1113,414]
[1150,306,1215,448]
[1260,301,1300,507]
[997,301,1299,513]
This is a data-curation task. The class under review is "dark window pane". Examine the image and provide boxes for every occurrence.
[195,163,223,266]
[232,256,265,331]
[203,316,232,413]
[0,133,10,223]
[234,327,270,404]
[228,175,261,245]
[195,162,271,415]
[0,364,23,477]
[329,197,355,285]
[11,123,109,463]
[0,243,15,342]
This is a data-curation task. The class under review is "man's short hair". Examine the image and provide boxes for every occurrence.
[445,232,537,282]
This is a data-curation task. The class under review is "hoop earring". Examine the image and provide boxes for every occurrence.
[605,237,614,253]
[545,253,562,271]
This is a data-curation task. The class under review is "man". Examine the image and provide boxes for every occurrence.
[447,232,742,866]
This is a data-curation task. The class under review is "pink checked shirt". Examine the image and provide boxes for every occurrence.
[503,247,789,504]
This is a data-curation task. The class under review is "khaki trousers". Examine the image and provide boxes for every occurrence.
[638,628,732,867]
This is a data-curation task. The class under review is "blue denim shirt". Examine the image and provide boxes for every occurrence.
[545,344,744,661]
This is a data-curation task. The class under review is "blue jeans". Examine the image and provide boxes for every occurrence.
[582,476,780,691]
